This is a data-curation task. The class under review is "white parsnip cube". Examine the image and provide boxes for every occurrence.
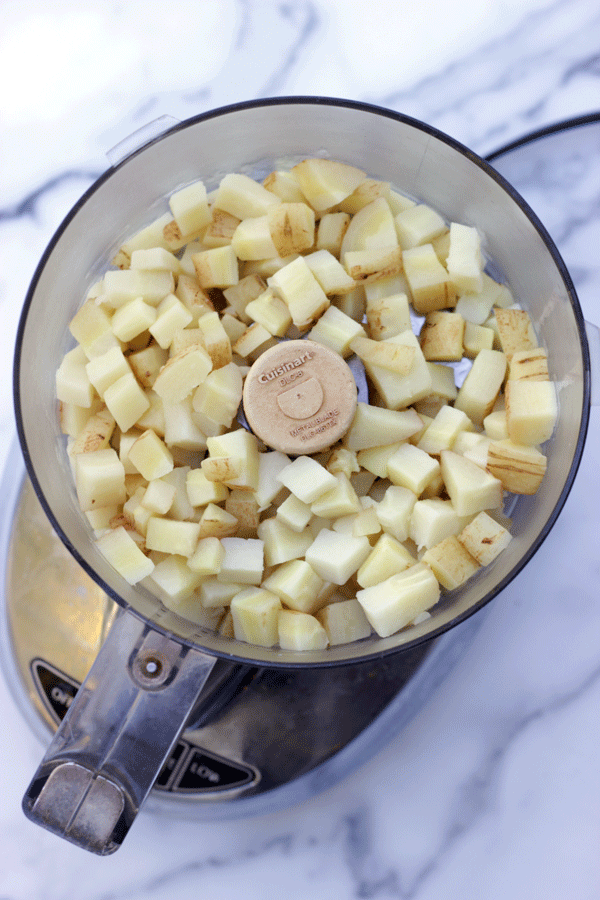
[416,405,472,456]
[186,468,229,507]
[446,223,483,295]
[463,321,495,358]
[310,473,361,519]
[85,347,131,398]
[344,403,422,451]
[70,406,115,455]
[361,330,433,410]
[169,180,211,236]
[104,372,151,432]
[508,347,549,382]
[231,587,282,647]
[69,299,117,358]
[454,349,507,426]
[495,307,537,358]
[276,494,312,532]
[253,450,290,509]
[152,345,213,405]
[192,362,242,428]
[394,203,446,249]
[458,511,512,566]
[217,537,264,585]
[57,346,96,407]
[75,448,126,512]
[149,294,193,349]
[163,397,208,451]
[130,247,182,273]
[455,273,506,324]
[343,247,403,285]
[409,498,467,550]
[317,599,371,645]
[142,478,176,515]
[103,269,174,307]
[223,274,267,323]
[440,450,503,516]
[486,439,547,495]
[422,535,480,590]
[356,442,403,478]
[304,528,371,585]
[128,343,169,388]
[205,429,260,492]
[420,311,465,361]
[128,429,174,481]
[402,244,457,314]
[192,245,239,289]
[340,197,398,254]
[306,304,366,356]
[199,578,243,608]
[146,517,201,557]
[95,526,154,584]
[291,158,366,212]
[375,485,417,542]
[215,172,281,220]
[113,212,173,264]
[338,179,391,214]
[232,322,275,359]
[356,533,415,588]
[197,503,238,539]
[232,215,279,260]
[267,202,315,256]
[263,559,325,614]
[277,456,338,504]
[257,519,313,567]
[148,554,202,602]
[366,292,411,341]
[387,443,441,496]
[268,256,329,330]
[278,610,329,651]
[304,249,356,295]
[188,537,225,576]
[316,211,351,256]
[356,563,440,637]
[263,169,306,203]
[505,379,557,445]
[196,311,232,369]
[245,288,292,337]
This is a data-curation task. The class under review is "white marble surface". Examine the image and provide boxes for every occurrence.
[1,0,600,896]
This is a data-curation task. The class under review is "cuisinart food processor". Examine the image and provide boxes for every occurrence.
[2,100,594,854]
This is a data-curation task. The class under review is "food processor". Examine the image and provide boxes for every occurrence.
[2,99,595,854]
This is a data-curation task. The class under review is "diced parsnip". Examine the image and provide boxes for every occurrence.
[163,397,208,451]
[149,294,193,349]
[505,379,557,445]
[57,346,96,407]
[103,269,174,307]
[360,330,433,410]
[416,405,472,456]
[394,203,446,249]
[217,537,264,584]
[141,478,177,515]
[75,448,126,512]
[421,535,480,590]
[426,362,458,404]
[192,362,242,427]
[340,197,398,254]
[316,211,351,256]
[245,288,292,337]
[306,304,366,356]
[199,578,243,608]
[304,249,356,296]
[130,247,182,274]
[344,403,422,451]
[128,343,169,388]
[277,456,338,504]
[232,322,276,359]
[186,468,229,507]
[375,485,417,541]
[440,450,503,516]
[197,503,238,539]
[257,519,313,566]
[386,443,441,496]
[263,169,307,203]
[202,209,241,248]
[152,344,213,405]
[409,498,467,551]
[169,180,211,236]
[343,247,403,285]
[420,311,465,361]
[338,178,391,214]
[95,526,154,584]
[187,537,225,576]
[317,598,371,645]
[204,429,260,491]
[310,473,361,519]
[304,528,371,585]
[278,610,329,651]
[267,202,315,256]
[402,244,457,314]
[263,559,325,614]
[327,447,360,479]
[454,348,507,426]
[495,307,537,358]
[232,215,279,260]
[275,494,313,532]
[192,245,239,289]
[113,212,173,264]
[225,490,260,535]
[268,256,329,330]
[508,347,549,381]
[103,372,150,432]
[291,158,366,212]
[214,172,282,220]
[70,406,115,455]
[175,273,215,322]
[85,346,131,399]
[455,273,506,324]
[331,285,366,322]
[352,504,382,537]
[128,429,174,481]
[160,466,194,520]
[231,587,282,647]
[221,313,247,345]
[253,450,290,509]
[486,439,547,494]
[356,442,402,478]
[69,299,118,359]
[483,409,508,441]
[463,321,494,358]
[445,222,483,295]
[148,554,203,603]
[356,562,440,637]
[458,511,512,566]
[196,311,232,369]
[356,533,415,588]
[223,274,268,323]
[350,335,415,375]
[145,517,201,557]
[366,292,411,341]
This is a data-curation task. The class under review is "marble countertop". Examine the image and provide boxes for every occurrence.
[1,1,599,896]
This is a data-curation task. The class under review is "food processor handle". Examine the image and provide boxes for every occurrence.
[21,606,216,854]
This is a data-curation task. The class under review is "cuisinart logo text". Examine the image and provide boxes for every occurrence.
[258,350,314,384]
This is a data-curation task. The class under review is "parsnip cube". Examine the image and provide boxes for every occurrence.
[253,450,291,509]
[103,372,150,432]
[231,587,281,647]
[202,209,241,248]
[366,292,411,341]
[149,294,193,349]
[420,311,465,361]
[257,519,313,566]
[75,448,126,512]
[483,409,508,441]
[360,330,433,410]
[343,246,403,285]
[331,285,366,322]
[455,273,506,324]
[152,344,213,405]
[130,247,182,273]
[275,494,313,532]
[245,288,292,337]
[232,322,275,359]
[187,537,225,577]
[197,503,238,539]
[142,478,176,515]
[340,197,399,254]
[304,249,356,295]
[316,211,351,256]
[317,599,371,645]
[402,244,457,314]
[192,362,242,427]
[199,578,243,608]
[454,349,507,426]
[463,321,495,358]
[356,533,415,588]
[223,274,267,323]
[85,346,131,399]
[128,429,174,480]
[458,511,512,566]
[311,473,361,519]
[356,563,440,637]
[128,343,169,388]
[445,223,483,295]
[186,468,229,507]
[69,299,117,358]
[440,450,503,516]
[56,346,96,407]
[387,443,441,496]
[214,172,281,220]
[277,610,329,651]
[263,169,306,203]
[356,442,402,478]
[344,403,422,451]
[505,379,557,445]
[225,490,260,535]
[103,269,174,307]
[268,256,329,330]
[113,212,173,264]
[416,405,472,456]
[263,559,325,614]
[205,429,259,491]
[217,537,264,584]
[375,485,417,541]
[508,347,549,381]
[146,517,201,557]
[95,526,154,584]
[338,178,391,214]
[486,439,547,494]
[495,307,537,357]
[394,203,446,249]
[148,554,202,602]
[267,202,315,256]
[409,498,466,550]
[169,180,211,236]
[175,273,215,322]
[422,535,480,590]
[196,311,232,369]
[70,406,115,455]
[352,505,382,537]
[304,528,371,585]
[192,245,239,289]
[163,397,208,451]
[306,304,366,356]
[231,215,279,260]
[426,362,458,403]
[277,456,338,504]
[291,158,366,212]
